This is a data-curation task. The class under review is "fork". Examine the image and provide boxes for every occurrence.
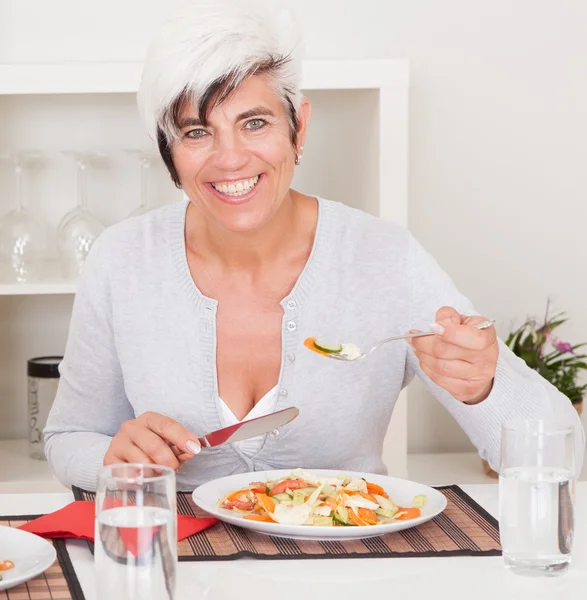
[325,319,495,362]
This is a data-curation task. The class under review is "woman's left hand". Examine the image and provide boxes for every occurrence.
[409,306,499,404]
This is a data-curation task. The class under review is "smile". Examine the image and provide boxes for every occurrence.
[211,175,260,197]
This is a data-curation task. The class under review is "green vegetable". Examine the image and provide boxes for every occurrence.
[412,494,426,508]
[333,505,353,526]
[292,491,306,505]
[272,493,292,502]
[373,494,398,516]
[313,340,343,353]
[333,513,351,526]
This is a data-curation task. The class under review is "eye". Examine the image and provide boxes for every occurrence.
[244,118,267,131]
[185,128,208,139]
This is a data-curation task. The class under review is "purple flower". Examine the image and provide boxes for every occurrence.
[555,341,574,354]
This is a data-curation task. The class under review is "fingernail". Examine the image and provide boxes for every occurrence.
[430,322,445,335]
[440,318,454,325]
[186,440,201,455]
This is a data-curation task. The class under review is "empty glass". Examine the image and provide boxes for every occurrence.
[57,152,105,279]
[0,152,47,283]
[95,464,177,600]
[499,419,576,577]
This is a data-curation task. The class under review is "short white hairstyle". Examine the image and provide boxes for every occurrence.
[137,0,304,143]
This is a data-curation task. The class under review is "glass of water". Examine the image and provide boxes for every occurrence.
[499,419,576,577]
[95,464,177,599]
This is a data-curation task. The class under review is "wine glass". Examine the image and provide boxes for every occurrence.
[125,150,158,218]
[57,152,105,280]
[0,152,48,283]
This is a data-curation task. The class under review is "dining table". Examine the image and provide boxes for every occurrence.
[1,482,586,600]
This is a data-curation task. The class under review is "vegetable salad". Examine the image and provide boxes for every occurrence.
[219,469,426,526]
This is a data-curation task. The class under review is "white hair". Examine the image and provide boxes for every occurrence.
[137,0,304,143]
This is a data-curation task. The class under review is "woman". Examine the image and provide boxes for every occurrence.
[44,0,584,491]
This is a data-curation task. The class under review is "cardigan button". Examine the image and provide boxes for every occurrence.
[286,300,297,310]
[269,429,280,438]
[286,321,297,332]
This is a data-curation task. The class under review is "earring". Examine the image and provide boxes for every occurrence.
[295,146,304,166]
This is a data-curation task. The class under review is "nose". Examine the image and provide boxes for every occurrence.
[212,132,250,173]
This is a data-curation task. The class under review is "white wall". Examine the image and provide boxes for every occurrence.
[1,0,585,452]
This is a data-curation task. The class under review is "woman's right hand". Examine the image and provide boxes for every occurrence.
[104,412,202,471]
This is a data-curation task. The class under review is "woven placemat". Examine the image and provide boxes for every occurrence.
[0,516,85,600]
[74,484,501,561]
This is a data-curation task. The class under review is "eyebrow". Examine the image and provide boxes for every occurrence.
[178,106,276,129]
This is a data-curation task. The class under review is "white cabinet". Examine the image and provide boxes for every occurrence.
[0,59,409,490]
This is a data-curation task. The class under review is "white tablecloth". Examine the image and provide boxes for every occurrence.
[1,483,585,600]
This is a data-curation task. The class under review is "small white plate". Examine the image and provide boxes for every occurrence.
[192,469,447,540]
[0,526,57,591]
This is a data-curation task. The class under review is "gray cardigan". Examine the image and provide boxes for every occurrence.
[44,197,585,491]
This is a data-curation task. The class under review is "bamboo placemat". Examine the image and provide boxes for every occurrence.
[0,516,85,600]
[74,485,501,561]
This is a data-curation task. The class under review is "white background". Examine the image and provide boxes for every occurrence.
[1,0,585,453]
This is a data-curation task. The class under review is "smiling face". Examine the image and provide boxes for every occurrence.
[171,75,310,233]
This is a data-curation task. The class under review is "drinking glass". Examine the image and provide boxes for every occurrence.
[95,464,177,600]
[126,150,157,218]
[499,419,576,577]
[0,152,47,283]
[57,152,105,279]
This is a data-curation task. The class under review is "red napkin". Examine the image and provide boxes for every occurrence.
[18,501,218,547]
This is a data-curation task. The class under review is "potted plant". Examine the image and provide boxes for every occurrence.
[482,302,587,478]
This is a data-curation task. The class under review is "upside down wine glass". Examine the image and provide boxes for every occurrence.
[0,152,47,283]
[57,152,105,279]
[126,150,158,218]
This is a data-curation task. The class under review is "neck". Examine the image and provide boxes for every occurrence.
[186,190,314,271]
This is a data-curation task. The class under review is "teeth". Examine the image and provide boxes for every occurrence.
[212,175,259,197]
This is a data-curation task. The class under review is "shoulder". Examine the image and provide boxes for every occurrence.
[317,196,411,257]
[94,202,184,254]
[80,201,186,285]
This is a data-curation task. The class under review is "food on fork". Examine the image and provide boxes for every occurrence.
[218,469,426,526]
[304,338,362,360]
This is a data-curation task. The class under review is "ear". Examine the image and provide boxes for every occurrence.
[295,97,312,151]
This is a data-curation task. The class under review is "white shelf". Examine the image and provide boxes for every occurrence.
[0,59,409,96]
[0,439,69,493]
[0,262,76,295]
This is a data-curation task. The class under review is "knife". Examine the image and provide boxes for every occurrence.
[197,407,299,448]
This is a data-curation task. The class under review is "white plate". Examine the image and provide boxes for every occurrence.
[0,526,57,591]
[192,469,447,540]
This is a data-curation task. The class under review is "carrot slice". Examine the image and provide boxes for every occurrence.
[366,482,388,498]
[358,508,378,525]
[348,510,368,526]
[225,489,252,502]
[0,561,15,571]
[346,491,378,503]
[255,493,276,514]
[395,507,421,521]
[303,337,330,357]
[244,515,275,523]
